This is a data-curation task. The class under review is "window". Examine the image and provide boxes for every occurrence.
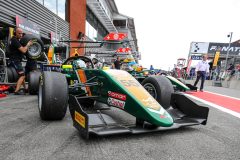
[58,0,66,20]
[85,21,97,41]
[36,0,44,5]
[113,20,127,28]
[36,0,66,20]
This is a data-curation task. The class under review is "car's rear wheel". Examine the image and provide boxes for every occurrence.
[38,71,68,120]
[142,76,174,109]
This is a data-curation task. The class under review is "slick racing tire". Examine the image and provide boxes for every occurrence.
[7,66,18,82]
[38,71,68,120]
[20,34,44,60]
[142,75,174,109]
[7,67,14,82]
[10,67,19,82]
[28,71,41,95]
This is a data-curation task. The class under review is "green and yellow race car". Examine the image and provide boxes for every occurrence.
[38,56,209,139]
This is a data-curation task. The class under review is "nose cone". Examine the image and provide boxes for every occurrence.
[147,108,174,127]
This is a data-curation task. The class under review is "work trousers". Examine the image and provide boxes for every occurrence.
[194,71,206,90]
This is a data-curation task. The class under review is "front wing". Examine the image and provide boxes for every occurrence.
[69,92,209,139]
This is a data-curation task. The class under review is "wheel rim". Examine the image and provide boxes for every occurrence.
[143,83,157,99]
[38,80,43,111]
[28,42,41,58]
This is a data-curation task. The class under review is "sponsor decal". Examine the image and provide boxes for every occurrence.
[16,15,40,37]
[208,43,240,55]
[103,32,127,41]
[119,79,140,87]
[142,97,160,109]
[108,91,126,101]
[104,70,161,111]
[191,55,202,60]
[75,111,85,128]
[108,97,125,109]
[213,51,220,67]
[116,47,131,53]
[160,115,166,119]
[39,75,43,86]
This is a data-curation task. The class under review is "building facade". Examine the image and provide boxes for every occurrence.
[0,0,139,61]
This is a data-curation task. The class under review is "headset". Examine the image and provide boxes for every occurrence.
[13,27,17,36]
[13,27,21,36]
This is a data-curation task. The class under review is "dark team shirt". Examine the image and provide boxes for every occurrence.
[228,65,234,71]
[114,60,121,69]
[9,36,24,61]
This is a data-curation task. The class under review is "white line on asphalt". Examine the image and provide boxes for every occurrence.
[204,91,240,101]
[184,93,240,119]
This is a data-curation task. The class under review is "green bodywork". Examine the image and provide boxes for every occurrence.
[165,76,190,91]
[128,70,190,91]
[81,69,173,127]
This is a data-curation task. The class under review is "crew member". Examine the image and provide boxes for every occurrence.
[8,27,32,94]
[193,54,209,91]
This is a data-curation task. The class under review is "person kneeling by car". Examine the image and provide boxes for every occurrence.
[8,27,32,95]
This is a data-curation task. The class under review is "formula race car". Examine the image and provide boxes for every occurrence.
[38,56,209,139]
[120,61,196,94]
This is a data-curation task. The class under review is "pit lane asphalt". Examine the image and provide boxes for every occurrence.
[0,87,240,160]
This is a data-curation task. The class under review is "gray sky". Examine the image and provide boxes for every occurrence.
[115,0,240,70]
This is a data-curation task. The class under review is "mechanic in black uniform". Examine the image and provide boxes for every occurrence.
[113,56,122,70]
[8,27,32,94]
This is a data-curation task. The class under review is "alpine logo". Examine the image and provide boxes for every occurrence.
[108,97,125,109]
[108,91,126,101]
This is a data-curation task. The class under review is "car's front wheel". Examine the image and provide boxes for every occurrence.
[142,76,174,109]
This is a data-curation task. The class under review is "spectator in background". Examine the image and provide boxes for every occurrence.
[193,54,210,92]
[237,64,240,71]
[150,65,154,70]
[55,53,63,64]
[228,64,235,80]
[113,56,121,70]
[228,63,234,70]
[190,68,195,80]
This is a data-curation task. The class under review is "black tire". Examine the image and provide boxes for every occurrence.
[38,71,68,120]
[10,66,19,82]
[142,76,174,109]
[7,67,14,82]
[20,34,44,60]
[29,71,41,95]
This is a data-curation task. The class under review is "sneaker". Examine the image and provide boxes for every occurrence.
[200,89,203,92]
[14,91,21,95]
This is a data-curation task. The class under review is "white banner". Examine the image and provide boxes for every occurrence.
[190,42,209,54]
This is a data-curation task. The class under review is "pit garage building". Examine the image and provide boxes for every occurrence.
[0,0,139,61]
